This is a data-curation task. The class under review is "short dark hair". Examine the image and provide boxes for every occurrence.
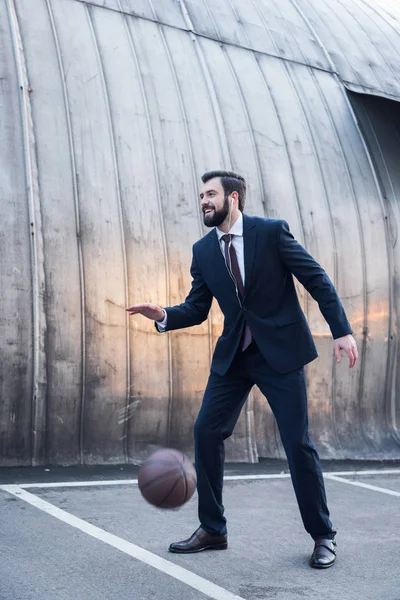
[202,170,246,212]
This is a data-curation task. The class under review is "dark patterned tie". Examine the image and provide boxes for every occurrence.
[221,234,252,352]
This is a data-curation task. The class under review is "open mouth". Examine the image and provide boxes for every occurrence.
[204,208,214,215]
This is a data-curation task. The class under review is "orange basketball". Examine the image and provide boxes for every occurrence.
[138,448,197,509]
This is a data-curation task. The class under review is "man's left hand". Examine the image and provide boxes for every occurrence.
[334,334,358,368]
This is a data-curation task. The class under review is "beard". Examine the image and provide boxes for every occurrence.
[203,195,230,228]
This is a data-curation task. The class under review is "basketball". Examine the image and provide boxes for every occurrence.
[138,448,197,509]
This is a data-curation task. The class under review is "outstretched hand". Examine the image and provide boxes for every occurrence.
[334,334,358,368]
[125,303,165,322]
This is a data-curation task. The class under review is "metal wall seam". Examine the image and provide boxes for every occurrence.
[184,0,261,461]
[321,88,374,452]
[354,0,400,65]
[249,59,302,458]
[289,0,337,74]
[287,66,344,453]
[270,0,309,67]
[46,0,87,465]
[292,0,367,91]
[249,2,307,254]
[177,0,232,368]
[221,46,262,464]
[178,0,231,169]
[359,0,400,32]
[146,0,211,445]
[86,4,131,461]
[55,0,339,77]
[290,0,370,454]
[196,0,222,42]
[7,0,48,466]
[223,2,266,207]
[335,0,400,93]
[342,81,400,104]
[310,0,385,94]
[249,0,306,250]
[222,0,269,463]
[152,22,214,372]
[249,0,309,457]
[116,0,173,450]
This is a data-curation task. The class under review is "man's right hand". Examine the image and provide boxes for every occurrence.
[125,303,165,322]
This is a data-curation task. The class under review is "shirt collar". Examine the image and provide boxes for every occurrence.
[216,211,243,241]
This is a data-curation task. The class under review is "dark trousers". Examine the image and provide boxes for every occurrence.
[194,340,335,540]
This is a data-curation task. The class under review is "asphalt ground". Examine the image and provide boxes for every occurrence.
[1,460,399,600]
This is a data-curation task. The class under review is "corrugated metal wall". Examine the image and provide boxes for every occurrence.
[0,0,399,465]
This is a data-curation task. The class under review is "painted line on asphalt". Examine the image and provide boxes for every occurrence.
[3,468,400,489]
[13,479,140,489]
[325,474,400,497]
[1,485,245,600]
[0,475,290,490]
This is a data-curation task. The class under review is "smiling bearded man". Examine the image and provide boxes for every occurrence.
[126,170,358,569]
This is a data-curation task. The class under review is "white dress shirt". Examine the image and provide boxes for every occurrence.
[156,212,245,331]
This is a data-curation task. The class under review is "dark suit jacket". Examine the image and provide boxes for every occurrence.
[156,214,353,376]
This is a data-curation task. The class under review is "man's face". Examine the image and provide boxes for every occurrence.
[200,178,230,228]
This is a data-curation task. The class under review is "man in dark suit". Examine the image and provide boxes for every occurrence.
[126,170,358,569]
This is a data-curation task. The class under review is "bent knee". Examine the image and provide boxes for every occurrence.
[284,438,318,459]
[194,419,230,442]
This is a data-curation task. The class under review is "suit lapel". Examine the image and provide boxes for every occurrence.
[243,214,257,299]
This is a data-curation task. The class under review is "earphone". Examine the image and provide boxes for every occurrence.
[224,195,242,308]
[228,196,233,231]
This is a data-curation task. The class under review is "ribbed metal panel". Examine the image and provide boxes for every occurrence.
[0,0,399,464]
[295,0,400,100]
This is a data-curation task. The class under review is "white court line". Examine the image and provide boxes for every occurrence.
[2,485,245,600]
[7,474,288,489]
[13,479,140,489]
[5,468,400,489]
[325,474,400,497]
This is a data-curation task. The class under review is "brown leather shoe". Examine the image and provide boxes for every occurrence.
[169,527,228,553]
[310,538,337,568]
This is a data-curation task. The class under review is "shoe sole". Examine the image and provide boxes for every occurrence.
[169,543,228,554]
[310,560,335,569]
